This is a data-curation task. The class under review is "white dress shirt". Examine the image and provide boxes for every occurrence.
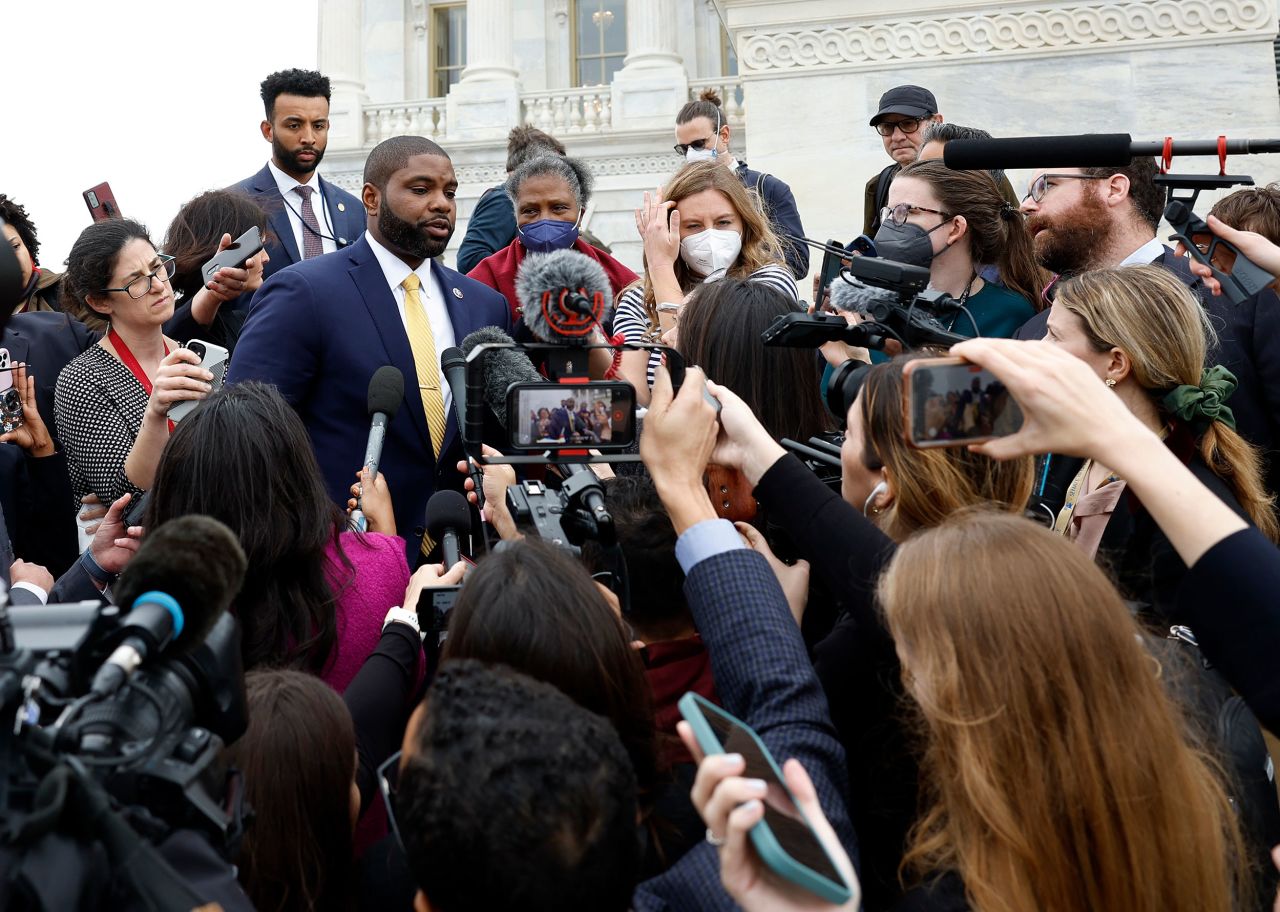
[1118,236,1167,268]
[267,160,339,258]
[365,234,456,415]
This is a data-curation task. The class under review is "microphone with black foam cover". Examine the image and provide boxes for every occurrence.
[425,490,471,568]
[351,365,405,532]
[516,249,613,343]
[91,515,247,696]
[460,326,543,429]
[944,133,1133,171]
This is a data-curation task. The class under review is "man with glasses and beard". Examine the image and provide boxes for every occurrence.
[1013,157,1191,336]
[228,135,512,562]
[231,69,366,283]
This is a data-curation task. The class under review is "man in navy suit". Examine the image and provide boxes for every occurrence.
[230,69,366,285]
[228,135,513,559]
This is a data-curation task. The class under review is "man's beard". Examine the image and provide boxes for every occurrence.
[379,200,452,260]
[273,136,325,176]
[1027,189,1114,277]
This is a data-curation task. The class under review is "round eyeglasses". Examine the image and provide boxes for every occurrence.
[1025,173,1107,204]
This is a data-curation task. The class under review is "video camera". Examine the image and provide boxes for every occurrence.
[762,254,970,355]
[0,517,250,908]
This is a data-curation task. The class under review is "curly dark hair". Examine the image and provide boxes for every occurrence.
[0,194,40,265]
[399,659,640,912]
[259,69,332,120]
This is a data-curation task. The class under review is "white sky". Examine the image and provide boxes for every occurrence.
[4,1,320,271]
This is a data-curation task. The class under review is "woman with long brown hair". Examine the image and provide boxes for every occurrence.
[613,160,797,404]
[881,509,1245,912]
[1044,264,1277,617]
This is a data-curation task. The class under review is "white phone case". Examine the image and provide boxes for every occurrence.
[168,340,230,422]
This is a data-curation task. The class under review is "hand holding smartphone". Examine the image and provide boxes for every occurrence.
[678,692,856,905]
[168,340,230,422]
[200,226,264,287]
[902,356,1024,448]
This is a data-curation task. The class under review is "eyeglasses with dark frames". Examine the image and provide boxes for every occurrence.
[673,135,719,157]
[879,203,951,227]
[1025,173,1107,204]
[100,255,177,299]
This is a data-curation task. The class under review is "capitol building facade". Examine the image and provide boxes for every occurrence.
[319,0,1280,279]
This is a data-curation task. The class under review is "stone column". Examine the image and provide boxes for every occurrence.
[611,0,689,130]
[318,0,368,151]
[447,0,522,139]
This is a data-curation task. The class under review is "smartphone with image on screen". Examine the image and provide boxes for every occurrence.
[678,692,854,904]
[902,356,1024,448]
[506,380,636,452]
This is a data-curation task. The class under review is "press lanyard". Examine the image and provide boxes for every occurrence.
[108,328,173,433]
[1052,459,1120,535]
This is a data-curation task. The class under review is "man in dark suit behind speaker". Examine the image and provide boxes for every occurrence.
[229,69,365,286]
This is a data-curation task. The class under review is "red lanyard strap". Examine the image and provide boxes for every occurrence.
[109,328,173,431]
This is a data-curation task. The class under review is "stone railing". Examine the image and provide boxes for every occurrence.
[688,78,745,125]
[521,86,614,134]
[364,99,447,145]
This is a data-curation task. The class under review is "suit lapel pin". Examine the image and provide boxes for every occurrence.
[338,202,346,212]
[453,288,464,299]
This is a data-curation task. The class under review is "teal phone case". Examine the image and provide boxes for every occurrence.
[677,691,853,904]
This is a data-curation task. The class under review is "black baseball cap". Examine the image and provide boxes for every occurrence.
[869,85,938,126]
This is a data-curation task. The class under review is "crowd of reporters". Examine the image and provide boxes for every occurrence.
[6,66,1280,912]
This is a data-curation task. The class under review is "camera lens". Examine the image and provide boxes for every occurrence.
[825,359,873,426]
[188,342,206,359]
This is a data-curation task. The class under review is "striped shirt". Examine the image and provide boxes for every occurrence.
[613,263,799,389]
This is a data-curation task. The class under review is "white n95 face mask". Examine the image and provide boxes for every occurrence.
[679,228,742,281]
[685,146,717,164]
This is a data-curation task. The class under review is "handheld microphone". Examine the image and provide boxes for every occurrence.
[351,365,405,532]
[515,249,612,343]
[440,345,488,511]
[460,327,543,430]
[91,515,247,696]
[943,133,1280,172]
[425,490,472,568]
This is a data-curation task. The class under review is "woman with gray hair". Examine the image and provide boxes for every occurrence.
[467,152,638,324]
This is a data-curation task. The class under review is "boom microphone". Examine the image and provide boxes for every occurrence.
[944,133,1280,172]
[425,490,472,568]
[92,516,247,696]
[351,365,405,532]
[460,326,542,429]
[515,249,612,343]
[829,276,891,316]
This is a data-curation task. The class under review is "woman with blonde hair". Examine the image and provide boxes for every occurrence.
[613,160,797,404]
[1044,264,1277,616]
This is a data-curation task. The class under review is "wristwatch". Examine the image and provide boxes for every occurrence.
[382,606,422,637]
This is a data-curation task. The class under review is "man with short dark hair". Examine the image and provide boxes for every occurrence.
[862,85,943,236]
[396,659,640,912]
[231,69,366,282]
[228,135,511,559]
[456,125,566,274]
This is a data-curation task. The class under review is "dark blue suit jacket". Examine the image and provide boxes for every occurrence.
[737,162,809,280]
[456,186,517,276]
[226,236,512,556]
[230,163,366,285]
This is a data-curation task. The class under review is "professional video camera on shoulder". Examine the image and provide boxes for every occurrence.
[452,248,695,467]
[762,253,970,355]
[0,516,251,908]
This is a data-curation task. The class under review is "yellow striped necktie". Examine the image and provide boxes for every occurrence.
[402,272,448,558]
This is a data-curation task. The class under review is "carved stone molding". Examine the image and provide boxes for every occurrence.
[740,0,1276,74]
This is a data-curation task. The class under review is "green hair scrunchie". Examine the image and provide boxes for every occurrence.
[1162,364,1238,432]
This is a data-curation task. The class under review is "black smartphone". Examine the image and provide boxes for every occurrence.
[761,312,857,348]
[507,381,636,451]
[200,226,264,286]
[83,182,121,222]
[902,357,1024,448]
[124,490,151,528]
